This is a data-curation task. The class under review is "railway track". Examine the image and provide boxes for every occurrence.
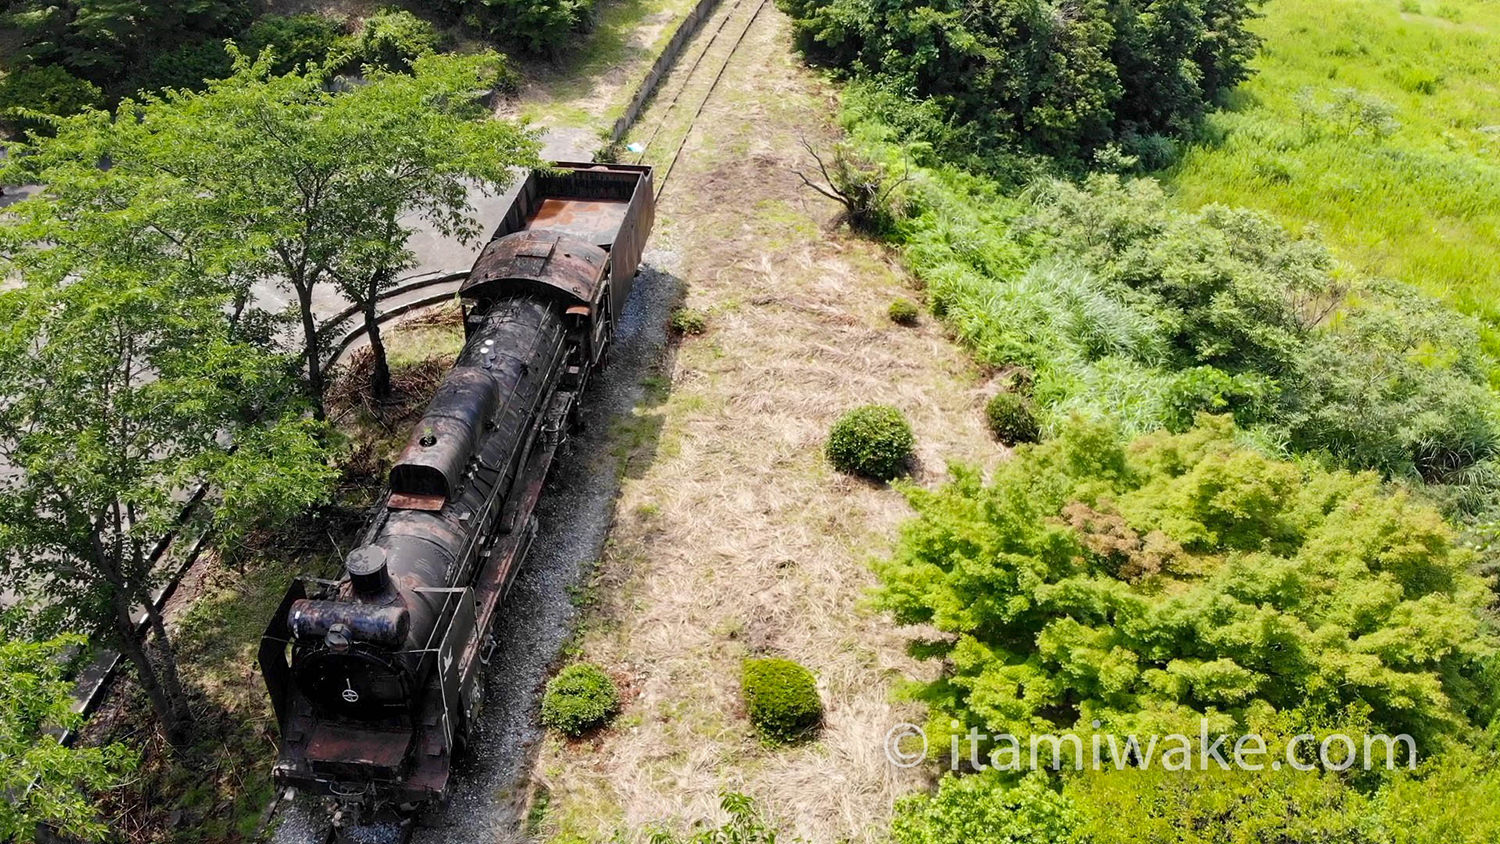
[631,0,774,197]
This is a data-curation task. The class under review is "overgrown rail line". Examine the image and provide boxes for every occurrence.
[648,0,774,197]
[327,0,771,372]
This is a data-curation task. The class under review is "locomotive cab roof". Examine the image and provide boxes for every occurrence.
[460,229,610,307]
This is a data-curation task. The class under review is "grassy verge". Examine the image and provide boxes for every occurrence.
[512,0,704,129]
[1161,0,1500,359]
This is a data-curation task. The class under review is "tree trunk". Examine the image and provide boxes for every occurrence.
[139,593,192,733]
[111,591,190,748]
[364,295,392,402]
[297,283,326,421]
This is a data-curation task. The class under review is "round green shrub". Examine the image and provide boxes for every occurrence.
[540,662,619,737]
[741,658,822,743]
[888,298,920,326]
[985,392,1039,445]
[826,405,915,480]
[340,8,441,73]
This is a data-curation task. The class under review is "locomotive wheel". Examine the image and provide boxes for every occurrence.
[455,679,484,757]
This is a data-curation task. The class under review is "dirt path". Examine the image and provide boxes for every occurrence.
[524,8,1002,842]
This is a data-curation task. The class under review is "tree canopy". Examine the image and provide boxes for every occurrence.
[6,48,541,411]
[0,635,135,843]
[782,0,1261,167]
[0,126,338,740]
[880,416,1500,748]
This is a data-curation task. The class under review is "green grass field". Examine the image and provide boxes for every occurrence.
[1162,0,1500,357]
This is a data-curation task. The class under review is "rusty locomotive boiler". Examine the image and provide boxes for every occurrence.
[258,162,654,827]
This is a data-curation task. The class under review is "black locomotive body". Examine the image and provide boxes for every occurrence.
[258,162,654,821]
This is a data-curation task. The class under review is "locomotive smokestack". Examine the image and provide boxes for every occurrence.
[346,546,391,597]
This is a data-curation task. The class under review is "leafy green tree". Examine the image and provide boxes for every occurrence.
[0,160,336,743]
[316,55,536,400]
[0,635,136,843]
[897,170,1499,489]
[781,0,1259,164]
[879,417,1500,747]
[8,50,539,410]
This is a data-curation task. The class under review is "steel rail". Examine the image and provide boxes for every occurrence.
[653,0,773,198]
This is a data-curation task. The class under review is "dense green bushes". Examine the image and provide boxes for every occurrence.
[781,0,1260,167]
[0,3,451,114]
[139,12,347,94]
[541,662,620,736]
[1025,176,1497,486]
[879,417,1499,744]
[881,417,1500,843]
[342,9,442,73]
[872,159,1500,496]
[449,0,597,54]
[741,658,823,743]
[826,405,915,480]
[817,1,1500,840]
[0,66,102,137]
[892,749,1500,844]
[1,0,251,93]
[243,14,347,74]
[893,772,1078,844]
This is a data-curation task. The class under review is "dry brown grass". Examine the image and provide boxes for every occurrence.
[528,9,1003,842]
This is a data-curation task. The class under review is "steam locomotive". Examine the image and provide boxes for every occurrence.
[258,162,654,831]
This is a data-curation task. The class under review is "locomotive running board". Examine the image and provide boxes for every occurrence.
[462,406,562,686]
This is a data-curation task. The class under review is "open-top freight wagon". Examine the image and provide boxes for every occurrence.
[258,162,654,834]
